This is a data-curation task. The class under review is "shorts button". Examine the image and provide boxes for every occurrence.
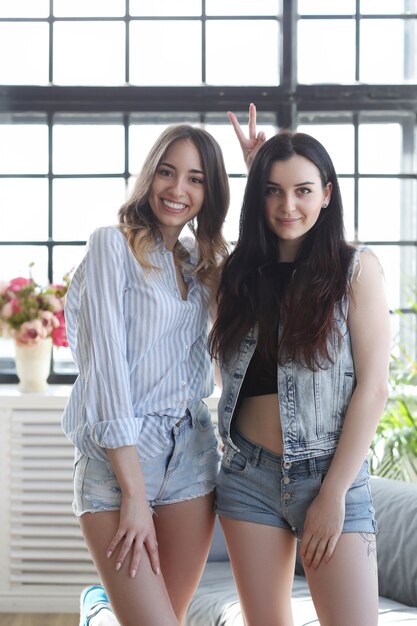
[283,461,292,469]
[282,477,291,485]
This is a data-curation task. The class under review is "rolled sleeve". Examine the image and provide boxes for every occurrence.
[68,227,137,449]
[90,416,145,448]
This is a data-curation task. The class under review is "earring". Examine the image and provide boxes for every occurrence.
[322,203,328,208]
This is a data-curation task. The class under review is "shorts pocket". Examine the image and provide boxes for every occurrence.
[350,458,370,488]
[221,447,250,474]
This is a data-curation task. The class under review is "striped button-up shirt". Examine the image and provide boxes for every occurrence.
[62,225,214,463]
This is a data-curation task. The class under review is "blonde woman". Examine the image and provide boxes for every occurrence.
[63,125,229,626]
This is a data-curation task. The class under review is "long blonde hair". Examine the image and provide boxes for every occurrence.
[118,125,230,294]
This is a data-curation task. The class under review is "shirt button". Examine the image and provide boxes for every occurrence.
[283,461,292,469]
[185,345,189,350]
[181,380,186,386]
[282,477,291,485]
[283,492,291,500]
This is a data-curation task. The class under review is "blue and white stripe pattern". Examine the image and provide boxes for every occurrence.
[62,226,214,463]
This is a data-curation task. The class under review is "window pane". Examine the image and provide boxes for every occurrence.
[53,344,77,373]
[53,124,125,174]
[297,124,355,174]
[0,22,49,84]
[53,245,86,281]
[205,121,276,173]
[54,22,125,85]
[206,20,279,85]
[368,245,402,311]
[298,20,355,83]
[360,0,416,14]
[206,0,279,15]
[298,0,355,14]
[359,124,402,174]
[0,337,14,361]
[129,114,201,173]
[129,124,171,174]
[223,177,246,242]
[339,178,355,242]
[360,19,414,83]
[0,124,48,174]
[358,179,401,240]
[129,21,201,85]
[130,0,201,16]
[53,178,126,240]
[0,246,48,284]
[53,0,125,17]
[0,179,48,240]
[0,0,49,17]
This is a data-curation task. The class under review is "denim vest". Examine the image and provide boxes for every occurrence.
[217,247,364,463]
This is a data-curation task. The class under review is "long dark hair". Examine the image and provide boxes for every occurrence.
[118,125,230,294]
[209,131,354,369]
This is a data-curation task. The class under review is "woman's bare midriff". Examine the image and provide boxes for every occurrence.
[234,393,284,455]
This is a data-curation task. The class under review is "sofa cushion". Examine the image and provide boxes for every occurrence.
[370,476,417,607]
[207,516,229,562]
[186,562,417,625]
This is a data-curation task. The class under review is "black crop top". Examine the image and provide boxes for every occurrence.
[238,262,295,398]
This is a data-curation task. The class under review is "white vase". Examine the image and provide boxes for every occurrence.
[14,338,52,393]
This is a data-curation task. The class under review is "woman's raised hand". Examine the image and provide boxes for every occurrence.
[227,102,267,171]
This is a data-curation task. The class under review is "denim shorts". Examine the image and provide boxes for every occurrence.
[215,429,377,538]
[73,411,221,517]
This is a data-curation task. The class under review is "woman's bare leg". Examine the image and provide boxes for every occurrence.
[220,517,296,626]
[305,532,378,626]
[153,492,216,625]
[80,511,178,626]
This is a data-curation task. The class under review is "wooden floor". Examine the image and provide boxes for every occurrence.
[0,616,79,626]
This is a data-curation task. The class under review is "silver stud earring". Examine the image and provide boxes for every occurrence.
[322,203,328,208]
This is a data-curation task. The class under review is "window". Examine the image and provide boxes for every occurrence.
[0,0,416,382]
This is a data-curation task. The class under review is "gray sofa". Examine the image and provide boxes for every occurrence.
[186,476,417,625]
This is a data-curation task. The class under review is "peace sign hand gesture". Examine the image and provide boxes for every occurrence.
[227,102,267,171]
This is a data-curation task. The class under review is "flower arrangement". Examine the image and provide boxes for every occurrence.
[0,271,70,347]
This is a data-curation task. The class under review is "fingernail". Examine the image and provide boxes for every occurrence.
[106,551,112,558]
[116,562,121,571]
[156,566,161,576]
[130,569,136,578]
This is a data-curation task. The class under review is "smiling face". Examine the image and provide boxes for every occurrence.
[264,154,332,261]
[149,138,205,249]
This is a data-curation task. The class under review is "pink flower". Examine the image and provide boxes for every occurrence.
[51,310,68,347]
[1,301,14,319]
[0,271,70,347]
[14,320,49,346]
[43,293,64,312]
[8,277,32,293]
[40,310,60,334]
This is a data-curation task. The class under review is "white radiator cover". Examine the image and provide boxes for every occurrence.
[0,386,96,612]
[0,385,219,613]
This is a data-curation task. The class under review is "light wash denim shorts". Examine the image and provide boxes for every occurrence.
[215,429,377,538]
[73,411,221,517]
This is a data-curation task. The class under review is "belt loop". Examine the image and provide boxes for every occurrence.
[309,457,317,478]
[251,445,261,467]
[186,407,195,429]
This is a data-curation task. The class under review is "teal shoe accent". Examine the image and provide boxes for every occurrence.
[79,585,111,626]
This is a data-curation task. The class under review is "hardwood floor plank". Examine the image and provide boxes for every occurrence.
[0,615,79,626]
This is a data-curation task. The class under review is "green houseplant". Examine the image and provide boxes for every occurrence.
[369,297,417,482]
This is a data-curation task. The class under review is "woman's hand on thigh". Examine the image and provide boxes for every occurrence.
[300,490,345,569]
[106,494,160,578]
